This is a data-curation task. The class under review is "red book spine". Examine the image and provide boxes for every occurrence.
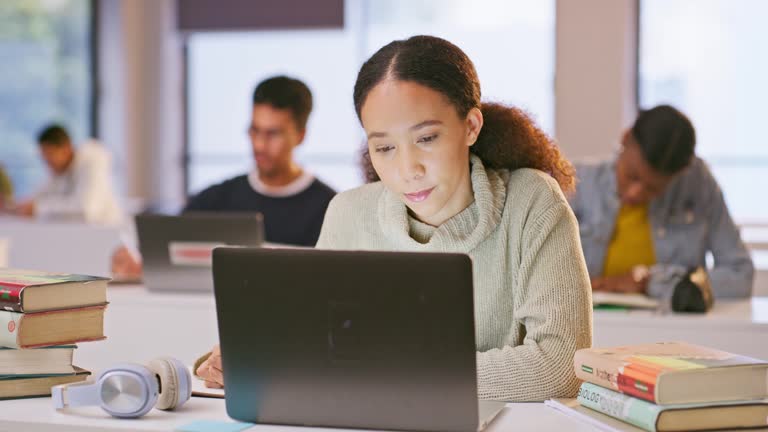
[0,282,26,312]
[616,373,657,403]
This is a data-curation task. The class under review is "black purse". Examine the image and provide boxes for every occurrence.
[671,267,714,313]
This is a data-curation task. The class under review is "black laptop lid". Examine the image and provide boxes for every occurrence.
[136,212,264,292]
[213,247,479,432]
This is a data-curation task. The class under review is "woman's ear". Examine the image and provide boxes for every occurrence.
[466,107,483,147]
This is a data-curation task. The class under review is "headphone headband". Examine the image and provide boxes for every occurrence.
[52,380,100,409]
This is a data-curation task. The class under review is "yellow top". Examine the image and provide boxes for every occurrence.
[603,204,656,277]
[0,165,12,202]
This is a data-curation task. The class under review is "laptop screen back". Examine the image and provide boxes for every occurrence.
[212,247,480,432]
[137,213,263,292]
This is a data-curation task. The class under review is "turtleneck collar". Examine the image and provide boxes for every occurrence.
[377,154,508,253]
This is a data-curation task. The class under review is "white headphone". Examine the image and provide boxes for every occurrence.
[52,357,191,418]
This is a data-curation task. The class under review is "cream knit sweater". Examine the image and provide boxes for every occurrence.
[316,155,593,401]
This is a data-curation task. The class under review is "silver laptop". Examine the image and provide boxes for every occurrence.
[136,213,263,292]
[212,247,505,432]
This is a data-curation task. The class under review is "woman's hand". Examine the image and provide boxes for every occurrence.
[110,246,143,280]
[195,344,224,388]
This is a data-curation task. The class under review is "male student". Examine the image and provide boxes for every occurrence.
[111,76,335,278]
[569,105,754,298]
[8,124,123,225]
[184,75,336,246]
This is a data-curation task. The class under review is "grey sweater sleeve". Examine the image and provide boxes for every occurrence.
[476,201,593,401]
[315,195,345,250]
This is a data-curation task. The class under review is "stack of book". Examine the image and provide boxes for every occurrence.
[556,341,768,432]
[0,269,108,399]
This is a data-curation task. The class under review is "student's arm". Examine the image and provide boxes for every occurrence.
[304,188,336,247]
[477,200,593,401]
[35,147,114,223]
[315,194,348,249]
[703,175,754,298]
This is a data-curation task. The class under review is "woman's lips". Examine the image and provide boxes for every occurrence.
[404,187,435,203]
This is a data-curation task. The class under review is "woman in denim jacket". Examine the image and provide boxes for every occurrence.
[569,105,753,299]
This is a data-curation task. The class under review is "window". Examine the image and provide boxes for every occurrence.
[364,0,555,133]
[185,0,554,194]
[186,28,361,194]
[0,0,94,199]
[639,0,768,223]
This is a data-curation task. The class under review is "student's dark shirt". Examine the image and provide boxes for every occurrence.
[184,175,336,247]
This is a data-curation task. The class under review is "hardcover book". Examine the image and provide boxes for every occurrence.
[0,306,106,349]
[577,382,768,432]
[0,367,90,399]
[574,342,768,404]
[0,268,108,313]
[0,345,77,375]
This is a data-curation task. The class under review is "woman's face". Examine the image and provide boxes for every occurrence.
[361,80,483,226]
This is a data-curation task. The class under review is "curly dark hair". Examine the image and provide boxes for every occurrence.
[354,35,574,192]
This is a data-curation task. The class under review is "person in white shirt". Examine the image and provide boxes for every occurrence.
[11,124,123,226]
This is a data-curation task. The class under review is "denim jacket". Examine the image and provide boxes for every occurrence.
[569,156,754,298]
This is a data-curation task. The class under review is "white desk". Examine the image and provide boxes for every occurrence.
[74,286,768,373]
[2,287,768,431]
[0,398,601,432]
[594,297,768,360]
[76,285,219,371]
[3,398,767,432]
[0,216,122,277]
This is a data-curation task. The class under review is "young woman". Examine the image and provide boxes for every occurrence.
[197,35,592,401]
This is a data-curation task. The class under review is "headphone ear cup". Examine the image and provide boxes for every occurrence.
[146,357,191,410]
[166,357,192,407]
[147,358,179,410]
[97,365,158,418]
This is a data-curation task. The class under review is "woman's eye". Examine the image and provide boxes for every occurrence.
[375,145,394,153]
[417,134,438,144]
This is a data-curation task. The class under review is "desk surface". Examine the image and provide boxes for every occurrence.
[3,397,766,432]
[593,296,768,325]
[77,285,768,373]
[2,286,768,431]
[107,284,768,323]
[593,296,768,360]
[109,284,768,314]
[75,285,220,372]
[0,398,601,432]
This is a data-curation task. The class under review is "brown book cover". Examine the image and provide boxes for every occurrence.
[0,306,106,349]
[0,268,108,313]
[0,367,90,399]
[0,345,77,375]
[574,341,768,405]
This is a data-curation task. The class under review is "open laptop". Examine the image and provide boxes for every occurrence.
[212,247,505,432]
[136,213,263,293]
